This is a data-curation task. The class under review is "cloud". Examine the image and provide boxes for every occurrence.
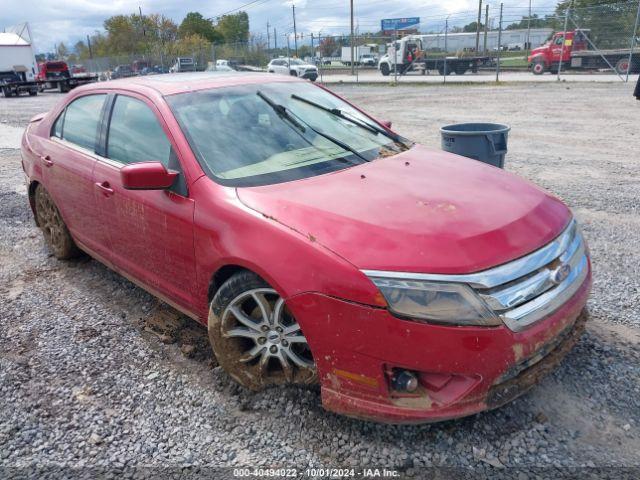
[1,0,558,52]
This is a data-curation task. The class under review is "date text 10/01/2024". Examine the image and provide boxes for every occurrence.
[232,468,401,478]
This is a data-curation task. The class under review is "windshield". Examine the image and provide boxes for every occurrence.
[167,82,409,187]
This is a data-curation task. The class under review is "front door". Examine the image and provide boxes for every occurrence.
[93,93,197,310]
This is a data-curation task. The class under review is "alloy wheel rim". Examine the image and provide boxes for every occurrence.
[221,288,315,382]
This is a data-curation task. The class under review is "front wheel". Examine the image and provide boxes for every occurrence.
[615,58,631,75]
[208,271,317,391]
[532,60,546,75]
[380,63,390,76]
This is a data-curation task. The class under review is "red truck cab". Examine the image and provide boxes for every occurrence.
[36,61,71,81]
[529,30,589,74]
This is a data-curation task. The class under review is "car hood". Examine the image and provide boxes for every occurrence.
[236,145,571,274]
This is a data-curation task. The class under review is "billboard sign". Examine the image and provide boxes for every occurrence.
[381,17,420,32]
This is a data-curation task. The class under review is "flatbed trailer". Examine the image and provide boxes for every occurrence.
[1,78,38,97]
[411,55,491,75]
[379,35,492,76]
[38,74,98,93]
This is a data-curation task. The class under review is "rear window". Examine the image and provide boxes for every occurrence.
[59,94,106,151]
[47,62,67,70]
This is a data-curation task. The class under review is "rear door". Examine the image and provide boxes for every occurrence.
[92,92,197,310]
[43,93,110,256]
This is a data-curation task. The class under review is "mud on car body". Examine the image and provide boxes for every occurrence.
[21,72,591,423]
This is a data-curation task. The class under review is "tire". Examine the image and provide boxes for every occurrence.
[34,185,81,260]
[289,70,297,77]
[2,87,13,98]
[29,89,37,96]
[380,62,390,76]
[455,65,468,75]
[615,58,631,75]
[208,271,317,391]
[532,60,546,75]
[437,64,451,76]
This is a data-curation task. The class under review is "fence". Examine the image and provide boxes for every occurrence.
[68,0,639,85]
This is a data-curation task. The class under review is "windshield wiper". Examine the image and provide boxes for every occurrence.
[291,94,403,144]
[257,91,306,133]
[257,91,369,163]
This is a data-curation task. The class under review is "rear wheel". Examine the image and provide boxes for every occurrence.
[437,64,451,75]
[34,185,81,259]
[208,271,317,391]
[2,87,13,98]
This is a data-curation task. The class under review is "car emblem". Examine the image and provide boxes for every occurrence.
[550,263,571,285]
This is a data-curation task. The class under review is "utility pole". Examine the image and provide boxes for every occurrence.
[350,0,355,75]
[267,21,270,51]
[286,34,291,67]
[444,18,448,83]
[475,0,482,52]
[292,5,298,57]
[274,27,277,50]
[496,3,503,82]
[526,0,532,53]
[557,0,573,81]
[86,35,93,59]
[483,4,489,54]
[625,0,640,82]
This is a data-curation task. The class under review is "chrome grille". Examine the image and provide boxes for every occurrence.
[477,220,588,331]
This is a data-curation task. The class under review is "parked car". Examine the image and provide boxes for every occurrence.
[70,64,87,75]
[170,57,196,73]
[359,53,377,67]
[206,59,234,72]
[21,73,591,424]
[111,65,134,79]
[267,58,318,81]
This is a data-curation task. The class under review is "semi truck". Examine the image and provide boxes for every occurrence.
[0,30,39,97]
[528,29,640,75]
[378,35,490,76]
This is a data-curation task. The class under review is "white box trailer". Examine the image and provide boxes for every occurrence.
[0,31,38,81]
[1,24,40,97]
[340,46,374,65]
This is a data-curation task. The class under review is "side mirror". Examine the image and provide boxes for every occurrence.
[381,120,392,129]
[120,161,178,190]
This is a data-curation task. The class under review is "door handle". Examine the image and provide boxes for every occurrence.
[95,181,114,197]
[40,155,53,167]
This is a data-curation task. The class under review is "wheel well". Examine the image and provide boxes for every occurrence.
[208,265,253,302]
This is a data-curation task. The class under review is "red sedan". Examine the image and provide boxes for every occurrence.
[21,73,591,423]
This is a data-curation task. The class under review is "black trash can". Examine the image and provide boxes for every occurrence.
[440,123,511,168]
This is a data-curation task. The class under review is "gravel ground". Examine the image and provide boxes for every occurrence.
[1,85,639,477]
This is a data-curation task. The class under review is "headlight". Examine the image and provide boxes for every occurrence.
[368,277,501,327]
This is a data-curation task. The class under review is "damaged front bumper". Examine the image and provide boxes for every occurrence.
[286,266,591,424]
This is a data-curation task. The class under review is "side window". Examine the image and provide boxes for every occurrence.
[107,95,171,166]
[555,36,564,45]
[62,94,106,150]
[52,110,65,138]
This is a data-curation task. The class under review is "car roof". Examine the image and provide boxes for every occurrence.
[75,72,299,97]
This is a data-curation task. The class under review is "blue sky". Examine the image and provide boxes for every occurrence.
[1,0,558,53]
